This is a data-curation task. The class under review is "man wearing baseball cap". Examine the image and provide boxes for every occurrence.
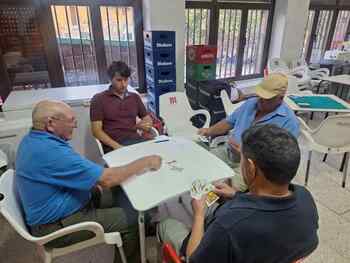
[198,73,299,191]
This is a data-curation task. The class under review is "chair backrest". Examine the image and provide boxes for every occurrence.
[312,114,350,148]
[0,149,8,168]
[95,139,105,156]
[162,243,182,263]
[268,58,289,73]
[220,89,244,115]
[159,92,197,135]
[0,169,35,241]
[290,58,307,70]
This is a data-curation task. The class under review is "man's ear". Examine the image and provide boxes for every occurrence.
[247,158,256,178]
[46,117,54,133]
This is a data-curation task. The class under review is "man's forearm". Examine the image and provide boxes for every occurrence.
[208,120,232,136]
[186,215,205,257]
[93,129,122,149]
[99,158,149,188]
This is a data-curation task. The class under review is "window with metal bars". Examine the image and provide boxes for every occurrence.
[185,8,210,79]
[302,10,315,59]
[100,6,138,87]
[185,1,273,81]
[330,10,350,50]
[310,10,333,63]
[51,5,99,86]
[185,8,210,45]
[217,9,241,78]
[302,4,350,63]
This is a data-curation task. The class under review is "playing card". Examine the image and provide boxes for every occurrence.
[206,191,219,207]
[190,180,215,200]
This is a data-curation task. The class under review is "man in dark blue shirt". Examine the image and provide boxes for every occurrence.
[16,100,162,263]
[158,124,319,263]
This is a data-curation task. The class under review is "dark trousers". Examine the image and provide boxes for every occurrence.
[31,187,140,263]
[103,137,149,154]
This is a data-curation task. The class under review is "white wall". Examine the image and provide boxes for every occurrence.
[143,0,186,91]
[269,0,310,65]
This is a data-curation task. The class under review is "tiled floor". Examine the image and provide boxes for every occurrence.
[1,113,350,263]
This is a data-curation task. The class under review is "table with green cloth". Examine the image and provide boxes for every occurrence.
[288,95,348,110]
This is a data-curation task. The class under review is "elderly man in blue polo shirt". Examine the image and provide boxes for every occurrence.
[15,100,162,263]
[198,73,299,191]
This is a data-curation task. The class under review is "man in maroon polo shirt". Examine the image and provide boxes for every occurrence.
[90,61,153,153]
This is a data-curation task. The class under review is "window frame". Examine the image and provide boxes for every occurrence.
[304,2,350,63]
[185,0,275,81]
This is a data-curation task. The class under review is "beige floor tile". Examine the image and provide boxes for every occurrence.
[341,210,350,223]
[305,241,349,263]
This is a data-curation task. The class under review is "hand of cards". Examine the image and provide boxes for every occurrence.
[190,179,219,207]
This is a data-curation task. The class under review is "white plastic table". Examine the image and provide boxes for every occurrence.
[103,136,234,263]
[322,74,350,99]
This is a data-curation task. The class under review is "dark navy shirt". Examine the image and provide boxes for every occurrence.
[187,184,319,263]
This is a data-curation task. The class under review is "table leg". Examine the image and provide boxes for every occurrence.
[138,211,147,263]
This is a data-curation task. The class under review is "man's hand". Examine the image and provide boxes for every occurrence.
[228,137,240,153]
[191,195,207,217]
[213,182,237,199]
[111,142,123,150]
[197,128,211,137]
[136,119,153,132]
[144,155,162,171]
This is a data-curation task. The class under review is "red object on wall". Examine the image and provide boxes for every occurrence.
[186,45,217,64]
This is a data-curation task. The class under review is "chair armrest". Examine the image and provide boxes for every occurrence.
[35,221,105,246]
[150,127,160,137]
[192,109,211,128]
[297,117,312,133]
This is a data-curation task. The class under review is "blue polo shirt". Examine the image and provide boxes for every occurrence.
[226,97,299,144]
[15,130,103,226]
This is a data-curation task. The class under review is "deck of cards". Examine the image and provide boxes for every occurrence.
[190,179,219,207]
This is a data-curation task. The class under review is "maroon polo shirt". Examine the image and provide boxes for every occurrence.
[90,87,148,143]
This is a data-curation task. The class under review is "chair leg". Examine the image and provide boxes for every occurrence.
[322,153,328,162]
[342,153,349,188]
[340,153,347,172]
[117,246,128,263]
[305,151,312,186]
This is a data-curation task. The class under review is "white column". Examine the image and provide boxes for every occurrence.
[269,0,310,65]
[142,0,186,91]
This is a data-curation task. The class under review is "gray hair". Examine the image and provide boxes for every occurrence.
[32,100,70,130]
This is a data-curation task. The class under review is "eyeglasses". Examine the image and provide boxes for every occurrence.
[50,116,77,126]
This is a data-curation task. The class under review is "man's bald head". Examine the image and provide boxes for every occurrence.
[32,100,71,130]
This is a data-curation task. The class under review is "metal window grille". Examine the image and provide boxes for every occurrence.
[185,8,210,79]
[302,10,315,59]
[100,6,138,87]
[331,10,350,50]
[51,5,99,86]
[185,8,210,46]
[241,9,269,76]
[216,9,241,78]
[310,10,333,63]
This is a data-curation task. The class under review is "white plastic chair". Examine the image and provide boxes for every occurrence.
[267,58,289,74]
[94,127,159,155]
[0,169,127,263]
[0,150,8,169]
[208,90,245,148]
[159,92,211,140]
[286,75,313,95]
[290,58,308,70]
[298,115,350,188]
[220,89,245,114]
